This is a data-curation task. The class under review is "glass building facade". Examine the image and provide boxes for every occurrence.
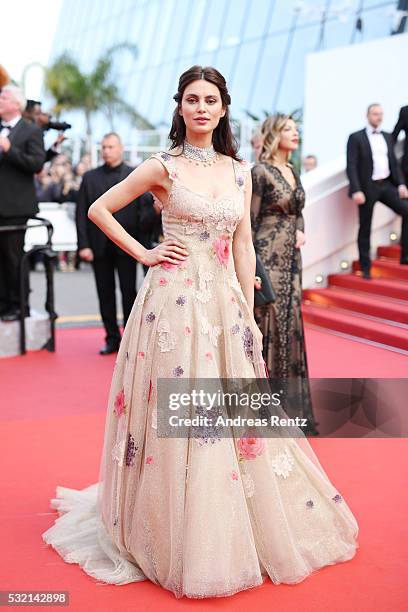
[50,0,405,135]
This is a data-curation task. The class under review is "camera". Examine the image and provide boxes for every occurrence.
[44,120,72,132]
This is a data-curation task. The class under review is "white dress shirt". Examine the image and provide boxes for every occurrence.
[366,125,390,181]
[0,113,21,138]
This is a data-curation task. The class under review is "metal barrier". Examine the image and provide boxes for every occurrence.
[0,217,58,355]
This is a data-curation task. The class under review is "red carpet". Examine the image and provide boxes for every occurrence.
[303,244,408,352]
[0,327,407,611]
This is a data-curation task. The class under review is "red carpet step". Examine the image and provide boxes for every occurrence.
[377,244,401,260]
[302,304,408,351]
[352,259,408,281]
[328,274,408,301]
[303,288,408,325]
[304,248,408,351]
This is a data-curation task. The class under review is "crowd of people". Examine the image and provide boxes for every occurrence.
[34,153,91,205]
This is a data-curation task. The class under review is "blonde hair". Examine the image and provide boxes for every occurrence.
[260,113,292,163]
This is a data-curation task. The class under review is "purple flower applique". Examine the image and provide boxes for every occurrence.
[145,312,156,323]
[242,326,254,361]
[306,499,314,508]
[236,175,245,188]
[176,295,187,306]
[238,310,243,318]
[173,365,184,377]
[199,231,210,241]
[332,494,343,503]
[231,324,240,335]
[126,433,138,467]
[161,152,171,161]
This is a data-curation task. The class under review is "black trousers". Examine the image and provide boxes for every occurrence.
[0,216,29,313]
[358,180,408,272]
[92,242,138,345]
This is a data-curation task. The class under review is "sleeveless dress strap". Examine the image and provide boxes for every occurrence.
[149,151,178,179]
[149,151,179,210]
[233,158,251,192]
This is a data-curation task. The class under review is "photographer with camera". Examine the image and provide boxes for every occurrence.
[24,99,71,162]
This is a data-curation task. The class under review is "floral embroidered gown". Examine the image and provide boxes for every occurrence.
[42,152,359,599]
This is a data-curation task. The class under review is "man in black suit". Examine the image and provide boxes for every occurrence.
[346,103,408,278]
[0,85,46,320]
[76,132,155,354]
[392,105,408,184]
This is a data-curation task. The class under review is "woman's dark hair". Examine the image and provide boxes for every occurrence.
[168,65,241,161]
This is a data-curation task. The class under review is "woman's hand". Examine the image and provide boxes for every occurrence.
[295,230,306,249]
[142,238,189,267]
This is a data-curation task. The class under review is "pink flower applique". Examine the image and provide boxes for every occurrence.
[159,277,168,286]
[184,325,192,335]
[205,352,213,361]
[213,235,230,268]
[146,455,153,464]
[230,296,236,304]
[169,170,178,181]
[137,351,145,359]
[231,470,239,481]
[114,389,126,417]
[185,278,193,287]
[161,261,181,271]
[237,434,266,460]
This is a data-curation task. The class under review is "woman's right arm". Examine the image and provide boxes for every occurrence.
[88,158,188,266]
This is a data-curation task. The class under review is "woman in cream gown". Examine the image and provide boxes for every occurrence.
[42,66,359,599]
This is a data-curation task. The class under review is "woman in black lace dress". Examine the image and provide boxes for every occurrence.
[251,114,318,435]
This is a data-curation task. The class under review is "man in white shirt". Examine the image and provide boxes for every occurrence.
[346,103,408,278]
[0,85,45,320]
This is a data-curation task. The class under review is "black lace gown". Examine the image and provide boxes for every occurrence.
[251,162,318,435]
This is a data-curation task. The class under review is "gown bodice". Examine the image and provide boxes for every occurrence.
[150,151,251,280]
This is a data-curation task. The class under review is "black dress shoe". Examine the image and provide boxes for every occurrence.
[361,270,372,280]
[99,343,120,355]
[1,308,30,322]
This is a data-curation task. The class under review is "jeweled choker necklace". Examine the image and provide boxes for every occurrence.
[182,140,219,166]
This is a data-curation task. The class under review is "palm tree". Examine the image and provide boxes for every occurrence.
[43,43,153,151]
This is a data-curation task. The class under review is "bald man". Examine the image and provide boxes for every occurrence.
[76,132,155,354]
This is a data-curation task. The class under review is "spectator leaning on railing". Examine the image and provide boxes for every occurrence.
[0,85,46,321]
